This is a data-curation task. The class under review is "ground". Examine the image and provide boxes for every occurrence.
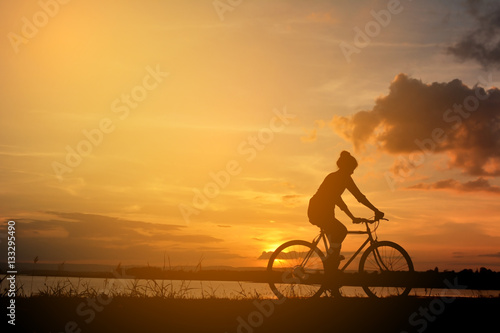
[4,296,499,333]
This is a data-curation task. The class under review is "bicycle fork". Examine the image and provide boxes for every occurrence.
[371,245,390,271]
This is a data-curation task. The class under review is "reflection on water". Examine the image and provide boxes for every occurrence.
[2,275,498,299]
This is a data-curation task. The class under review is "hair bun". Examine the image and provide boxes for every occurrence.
[340,151,351,157]
[337,150,358,170]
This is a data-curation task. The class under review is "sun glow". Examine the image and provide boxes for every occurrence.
[265,244,281,253]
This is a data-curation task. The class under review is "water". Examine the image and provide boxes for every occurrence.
[2,275,498,299]
[5,275,278,299]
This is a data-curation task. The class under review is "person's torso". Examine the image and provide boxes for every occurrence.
[310,171,351,208]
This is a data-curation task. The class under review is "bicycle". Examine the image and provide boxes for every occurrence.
[267,217,414,299]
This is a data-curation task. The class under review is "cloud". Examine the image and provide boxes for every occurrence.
[452,251,466,258]
[0,212,223,263]
[282,194,304,207]
[448,0,500,68]
[333,73,500,176]
[408,177,500,194]
[479,252,500,257]
[301,120,325,143]
[257,251,273,260]
[301,128,318,142]
[257,249,310,260]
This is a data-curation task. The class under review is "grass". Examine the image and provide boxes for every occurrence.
[0,274,271,300]
[0,274,25,297]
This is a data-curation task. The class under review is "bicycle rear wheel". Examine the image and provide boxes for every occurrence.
[267,240,326,299]
[359,241,413,298]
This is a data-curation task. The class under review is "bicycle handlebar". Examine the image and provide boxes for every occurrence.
[353,217,389,224]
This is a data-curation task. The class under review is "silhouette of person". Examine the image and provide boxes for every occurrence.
[308,151,384,272]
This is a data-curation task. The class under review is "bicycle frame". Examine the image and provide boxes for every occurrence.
[306,221,380,272]
[340,228,372,272]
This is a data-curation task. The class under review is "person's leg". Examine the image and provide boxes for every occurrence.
[324,219,348,271]
[308,209,347,272]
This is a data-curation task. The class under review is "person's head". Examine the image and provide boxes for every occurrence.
[336,151,358,174]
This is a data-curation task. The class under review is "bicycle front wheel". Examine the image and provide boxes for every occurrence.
[359,241,414,298]
[267,240,326,299]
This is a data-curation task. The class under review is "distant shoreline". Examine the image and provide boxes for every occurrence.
[3,267,500,290]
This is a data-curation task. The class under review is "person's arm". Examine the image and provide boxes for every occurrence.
[347,177,384,219]
[336,196,356,221]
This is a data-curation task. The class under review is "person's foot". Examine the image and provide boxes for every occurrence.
[324,255,345,275]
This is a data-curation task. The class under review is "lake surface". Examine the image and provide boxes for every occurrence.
[3,275,498,299]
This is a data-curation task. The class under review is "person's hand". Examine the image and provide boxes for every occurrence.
[374,210,385,220]
[352,217,363,224]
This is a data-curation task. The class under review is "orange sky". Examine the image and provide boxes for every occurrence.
[1,0,500,272]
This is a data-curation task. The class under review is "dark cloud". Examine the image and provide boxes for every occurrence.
[333,73,500,176]
[257,250,308,260]
[479,252,500,257]
[408,177,500,194]
[452,251,466,258]
[13,211,222,244]
[0,212,223,263]
[448,0,500,68]
[257,251,273,260]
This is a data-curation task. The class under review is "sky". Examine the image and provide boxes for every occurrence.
[1,0,500,272]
